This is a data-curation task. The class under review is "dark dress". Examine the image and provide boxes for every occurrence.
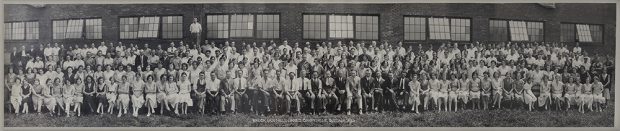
[96,84,107,103]
[84,82,96,105]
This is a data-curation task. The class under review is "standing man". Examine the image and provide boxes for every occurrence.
[190,17,203,45]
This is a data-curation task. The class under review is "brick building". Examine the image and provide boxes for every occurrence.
[3,3,616,54]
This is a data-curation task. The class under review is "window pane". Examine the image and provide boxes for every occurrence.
[206,15,230,39]
[65,19,84,39]
[256,14,279,39]
[404,17,426,41]
[85,18,102,39]
[526,22,544,41]
[355,16,378,40]
[5,23,12,40]
[429,17,450,40]
[560,23,575,42]
[509,21,529,41]
[11,22,25,40]
[589,25,603,42]
[162,16,183,39]
[138,16,160,38]
[450,18,470,41]
[24,21,39,40]
[576,24,592,42]
[53,20,68,39]
[120,17,139,39]
[230,14,253,38]
[490,20,508,41]
[328,15,354,39]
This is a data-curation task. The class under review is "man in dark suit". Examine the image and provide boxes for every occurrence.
[384,71,398,111]
[135,50,149,69]
[9,47,20,68]
[360,69,375,113]
[396,71,409,111]
[335,71,347,112]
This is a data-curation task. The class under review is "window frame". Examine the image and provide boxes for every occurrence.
[561,22,604,44]
[5,20,40,41]
[302,13,380,41]
[118,15,184,40]
[83,18,103,40]
[402,15,472,42]
[490,18,546,42]
[204,13,281,40]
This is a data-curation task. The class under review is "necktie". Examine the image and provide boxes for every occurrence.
[302,78,305,90]
[238,78,241,90]
[290,79,294,91]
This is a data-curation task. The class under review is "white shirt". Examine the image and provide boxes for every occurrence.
[190,22,202,33]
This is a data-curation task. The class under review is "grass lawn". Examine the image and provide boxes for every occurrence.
[4,103,614,127]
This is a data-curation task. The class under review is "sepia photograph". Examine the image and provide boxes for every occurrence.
[2,2,616,127]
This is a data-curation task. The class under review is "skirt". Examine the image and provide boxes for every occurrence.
[63,96,74,106]
[458,91,469,103]
[448,91,458,101]
[551,93,563,101]
[492,91,503,100]
[579,94,593,105]
[537,93,551,107]
[409,93,420,106]
[96,94,107,103]
[157,92,166,103]
[524,92,537,104]
[470,91,481,99]
[54,96,64,106]
[116,94,130,107]
[145,93,157,108]
[593,94,605,104]
[503,92,513,101]
[32,95,43,106]
[513,93,524,102]
[165,93,179,105]
[21,95,31,104]
[178,93,193,106]
[131,95,145,108]
[106,93,117,104]
[564,93,577,105]
[83,94,95,105]
[43,97,56,108]
[73,96,83,103]
[603,88,610,100]
[10,96,22,107]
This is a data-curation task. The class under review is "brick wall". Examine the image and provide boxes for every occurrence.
[3,3,616,54]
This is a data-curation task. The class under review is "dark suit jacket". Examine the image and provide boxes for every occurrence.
[335,77,347,91]
[361,77,375,94]
[135,55,149,68]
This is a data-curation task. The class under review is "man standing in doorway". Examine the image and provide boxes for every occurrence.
[190,17,202,45]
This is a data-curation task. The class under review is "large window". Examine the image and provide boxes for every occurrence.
[256,14,280,39]
[162,16,183,39]
[508,21,528,41]
[120,16,181,39]
[52,18,101,39]
[493,19,544,42]
[65,19,84,39]
[120,17,139,39]
[206,15,229,39]
[560,23,575,42]
[526,22,544,41]
[429,18,451,40]
[5,23,12,40]
[404,17,426,40]
[301,14,378,40]
[84,19,102,39]
[230,14,254,38]
[561,23,603,43]
[303,15,327,39]
[328,15,354,39]
[404,16,470,41]
[52,20,67,39]
[354,16,378,40]
[489,20,508,41]
[205,14,281,39]
[138,16,160,38]
[25,22,39,40]
[450,18,470,41]
[9,22,25,40]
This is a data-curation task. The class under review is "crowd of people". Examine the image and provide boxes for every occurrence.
[4,39,615,117]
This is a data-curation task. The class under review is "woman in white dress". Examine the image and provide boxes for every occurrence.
[177,72,193,115]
